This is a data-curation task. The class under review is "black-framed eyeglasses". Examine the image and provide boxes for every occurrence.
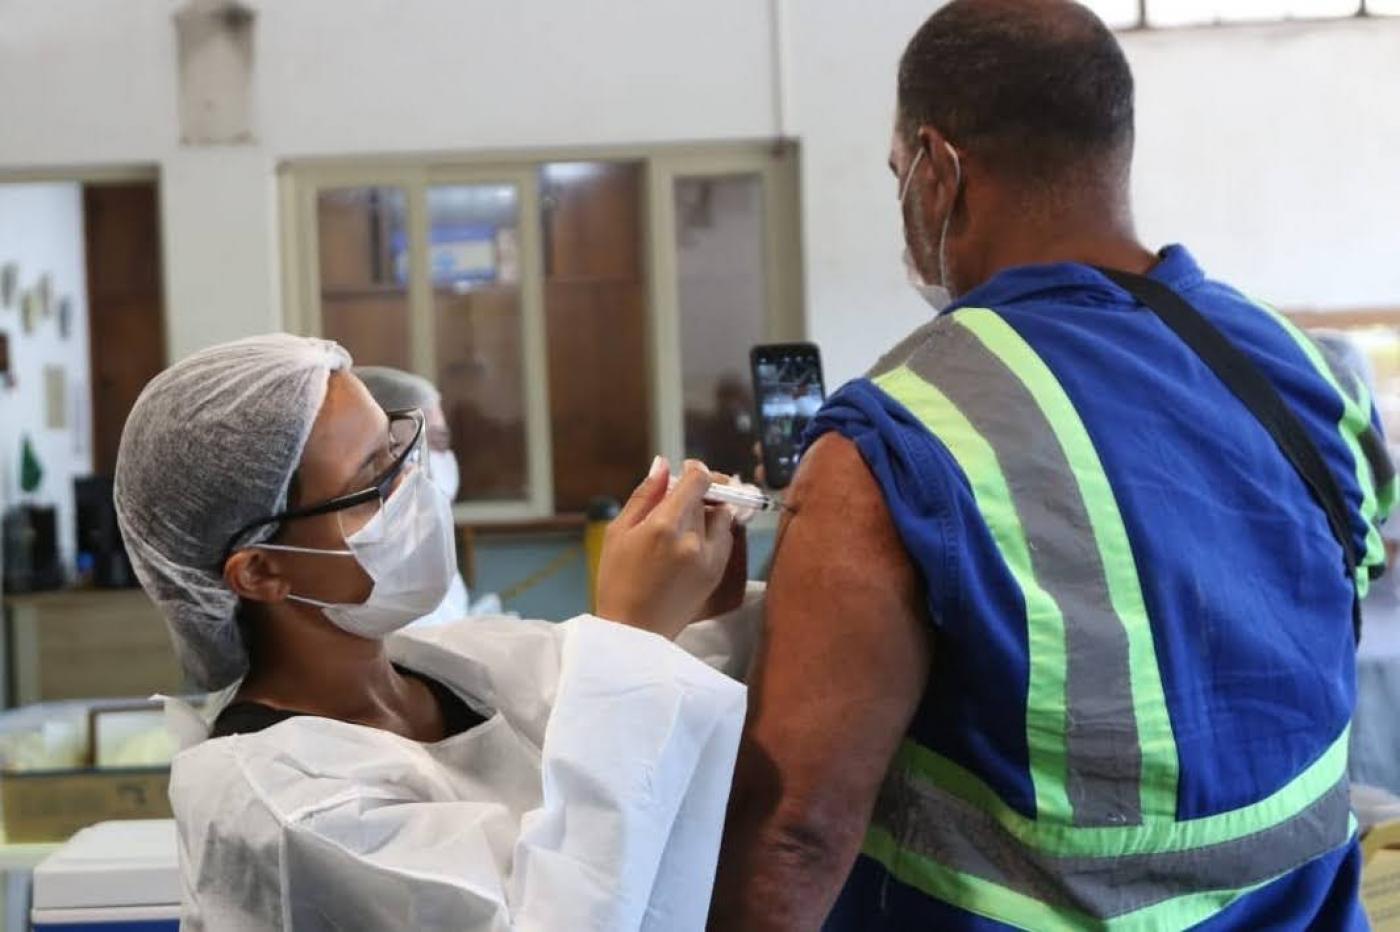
[220,408,425,567]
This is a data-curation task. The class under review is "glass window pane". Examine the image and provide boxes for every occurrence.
[541,161,651,512]
[316,187,410,369]
[428,183,528,505]
[675,174,766,481]
[1080,0,1143,28]
[1147,0,1358,24]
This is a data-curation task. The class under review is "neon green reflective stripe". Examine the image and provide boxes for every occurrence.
[863,824,1093,931]
[902,319,1147,824]
[863,810,1359,931]
[954,309,1179,820]
[1254,300,1385,587]
[867,753,1352,923]
[891,724,1349,858]
[873,365,1073,822]
[864,823,1278,932]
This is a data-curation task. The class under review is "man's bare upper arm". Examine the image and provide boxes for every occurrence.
[733,431,929,867]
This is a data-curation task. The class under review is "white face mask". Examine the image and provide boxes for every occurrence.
[898,143,963,312]
[258,466,457,638]
[428,449,460,502]
[903,246,952,313]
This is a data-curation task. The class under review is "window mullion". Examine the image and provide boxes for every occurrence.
[405,175,434,382]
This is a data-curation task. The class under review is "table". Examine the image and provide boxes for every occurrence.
[1351,583,1400,795]
[2,590,184,707]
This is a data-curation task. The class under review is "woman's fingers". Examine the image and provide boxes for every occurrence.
[654,460,711,531]
[616,455,670,528]
[703,503,736,577]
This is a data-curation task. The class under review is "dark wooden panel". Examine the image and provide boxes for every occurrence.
[83,182,166,478]
[546,281,650,510]
[545,163,643,283]
[317,192,378,289]
[543,162,651,512]
[436,286,528,502]
[321,291,412,370]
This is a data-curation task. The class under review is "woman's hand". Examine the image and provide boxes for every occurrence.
[693,470,749,621]
[696,521,748,622]
[596,457,736,640]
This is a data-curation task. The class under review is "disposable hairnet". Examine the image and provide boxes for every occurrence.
[354,366,440,412]
[115,334,352,690]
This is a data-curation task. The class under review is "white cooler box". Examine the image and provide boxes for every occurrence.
[30,820,179,931]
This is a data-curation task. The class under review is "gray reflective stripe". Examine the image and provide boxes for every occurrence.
[908,321,1141,828]
[872,766,1351,919]
[867,320,940,380]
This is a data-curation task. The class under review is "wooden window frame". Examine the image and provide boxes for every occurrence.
[279,143,805,525]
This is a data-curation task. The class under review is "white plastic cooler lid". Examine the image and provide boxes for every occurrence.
[32,820,180,910]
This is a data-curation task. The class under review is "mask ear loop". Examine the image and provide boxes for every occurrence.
[897,139,959,205]
[938,142,963,293]
[255,542,354,557]
[222,542,356,614]
[284,592,338,610]
[252,542,356,609]
[898,146,925,205]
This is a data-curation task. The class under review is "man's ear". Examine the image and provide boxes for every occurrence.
[915,124,960,211]
[224,549,292,605]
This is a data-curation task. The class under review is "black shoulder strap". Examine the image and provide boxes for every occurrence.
[1095,267,1362,643]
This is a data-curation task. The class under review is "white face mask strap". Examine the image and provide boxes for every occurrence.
[254,545,353,612]
[898,146,925,205]
[938,143,963,292]
[255,542,354,557]
[898,140,960,206]
[285,593,335,610]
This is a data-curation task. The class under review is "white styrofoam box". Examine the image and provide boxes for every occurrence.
[31,819,180,911]
[32,903,180,930]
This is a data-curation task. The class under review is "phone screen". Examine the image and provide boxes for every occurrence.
[750,343,825,490]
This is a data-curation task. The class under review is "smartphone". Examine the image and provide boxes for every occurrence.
[750,342,825,490]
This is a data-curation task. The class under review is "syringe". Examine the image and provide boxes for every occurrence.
[701,481,785,513]
[668,475,787,514]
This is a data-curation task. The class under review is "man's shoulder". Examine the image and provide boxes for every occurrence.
[866,317,951,380]
[867,303,1036,381]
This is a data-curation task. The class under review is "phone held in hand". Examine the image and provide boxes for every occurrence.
[750,342,825,490]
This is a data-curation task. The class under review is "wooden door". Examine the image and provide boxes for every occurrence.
[542,162,651,512]
[84,182,166,477]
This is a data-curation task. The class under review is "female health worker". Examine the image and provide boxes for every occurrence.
[114,334,756,931]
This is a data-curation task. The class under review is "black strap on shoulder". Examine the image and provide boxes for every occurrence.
[1095,267,1362,643]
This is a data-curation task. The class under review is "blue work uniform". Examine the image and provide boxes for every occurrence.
[813,246,1395,930]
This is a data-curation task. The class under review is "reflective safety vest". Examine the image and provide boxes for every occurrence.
[813,250,1394,931]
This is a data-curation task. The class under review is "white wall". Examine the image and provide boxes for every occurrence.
[784,1,943,384]
[1,1,1397,386]
[1129,22,1400,312]
[0,184,93,573]
[786,8,1400,381]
